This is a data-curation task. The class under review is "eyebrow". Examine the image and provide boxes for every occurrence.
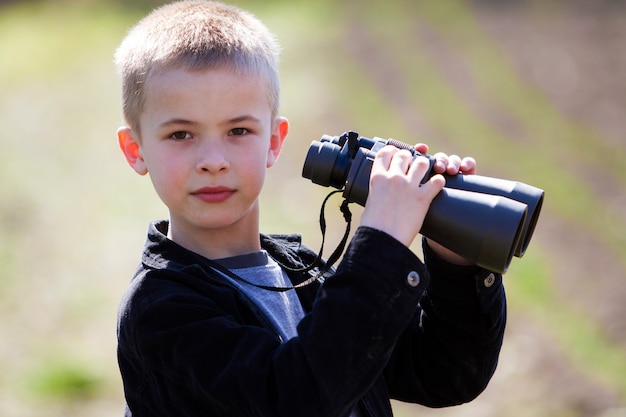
[158,118,198,129]
[158,115,262,129]
[224,115,262,125]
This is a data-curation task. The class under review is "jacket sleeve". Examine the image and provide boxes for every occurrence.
[383,238,507,407]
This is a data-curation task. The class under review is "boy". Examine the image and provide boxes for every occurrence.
[114,1,506,416]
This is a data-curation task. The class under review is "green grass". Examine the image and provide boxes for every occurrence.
[27,359,103,400]
[0,2,139,85]
[508,253,626,399]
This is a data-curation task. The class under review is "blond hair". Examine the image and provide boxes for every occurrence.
[114,0,281,132]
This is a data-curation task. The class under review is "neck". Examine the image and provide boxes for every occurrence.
[167,212,262,260]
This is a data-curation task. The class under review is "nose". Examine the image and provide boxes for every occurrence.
[196,139,229,174]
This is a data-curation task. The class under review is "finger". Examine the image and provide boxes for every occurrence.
[432,152,448,173]
[420,173,446,198]
[446,154,462,175]
[413,143,429,155]
[389,149,414,173]
[460,156,477,174]
[372,145,397,171]
[407,155,432,181]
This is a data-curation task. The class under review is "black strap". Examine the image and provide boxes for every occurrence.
[281,189,352,274]
[208,189,352,292]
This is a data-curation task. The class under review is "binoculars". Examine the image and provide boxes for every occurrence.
[302,131,544,273]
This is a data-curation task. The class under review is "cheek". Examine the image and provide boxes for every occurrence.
[145,155,186,197]
[248,161,268,185]
[147,168,177,203]
[239,154,268,188]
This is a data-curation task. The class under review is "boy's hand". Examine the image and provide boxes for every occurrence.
[416,143,476,265]
[360,146,445,248]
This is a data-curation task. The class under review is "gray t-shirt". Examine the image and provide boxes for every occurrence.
[214,250,305,342]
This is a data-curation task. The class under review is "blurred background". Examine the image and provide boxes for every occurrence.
[1,0,625,416]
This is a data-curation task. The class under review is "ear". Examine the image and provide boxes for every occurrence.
[266,117,289,168]
[117,126,148,175]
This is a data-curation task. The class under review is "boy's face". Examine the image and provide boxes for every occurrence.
[118,67,288,247]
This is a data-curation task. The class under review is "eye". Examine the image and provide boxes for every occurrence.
[170,131,191,140]
[229,128,249,136]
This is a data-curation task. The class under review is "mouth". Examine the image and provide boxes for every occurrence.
[191,186,235,203]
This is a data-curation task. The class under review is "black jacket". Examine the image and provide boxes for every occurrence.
[117,220,506,416]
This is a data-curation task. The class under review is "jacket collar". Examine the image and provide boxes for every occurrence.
[141,220,307,272]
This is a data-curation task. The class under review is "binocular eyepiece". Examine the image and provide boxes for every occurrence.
[302,131,544,273]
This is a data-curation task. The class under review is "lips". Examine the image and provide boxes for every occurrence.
[191,186,235,203]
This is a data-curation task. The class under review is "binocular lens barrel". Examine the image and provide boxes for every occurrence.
[302,141,347,189]
[441,173,544,257]
[421,188,528,272]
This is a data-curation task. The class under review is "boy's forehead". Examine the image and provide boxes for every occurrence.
[145,66,270,101]
[140,66,273,123]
